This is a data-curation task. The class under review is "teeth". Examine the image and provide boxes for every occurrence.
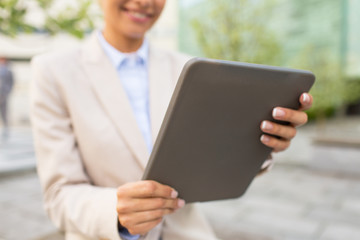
[130,11,147,19]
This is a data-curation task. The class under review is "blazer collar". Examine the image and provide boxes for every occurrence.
[80,32,176,170]
[81,32,149,169]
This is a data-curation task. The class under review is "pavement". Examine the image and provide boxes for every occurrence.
[0,117,360,240]
[0,127,36,176]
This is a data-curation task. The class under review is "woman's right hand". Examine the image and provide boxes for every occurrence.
[116,180,185,235]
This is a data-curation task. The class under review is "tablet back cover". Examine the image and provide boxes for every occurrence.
[143,58,315,203]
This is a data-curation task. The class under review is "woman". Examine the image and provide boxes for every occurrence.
[30,0,313,239]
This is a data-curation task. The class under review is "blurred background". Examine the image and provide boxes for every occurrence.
[0,0,359,239]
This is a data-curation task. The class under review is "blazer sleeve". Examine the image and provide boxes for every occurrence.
[162,203,219,240]
[30,56,122,240]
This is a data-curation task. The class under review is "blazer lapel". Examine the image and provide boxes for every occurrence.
[148,46,175,143]
[80,33,149,169]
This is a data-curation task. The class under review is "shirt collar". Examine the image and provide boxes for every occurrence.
[97,30,148,68]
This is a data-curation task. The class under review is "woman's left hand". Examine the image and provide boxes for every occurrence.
[260,92,313,153]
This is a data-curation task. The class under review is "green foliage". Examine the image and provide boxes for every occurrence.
[343,78,360,104]
[0,0,35,37]
[43,0,96,38]
[0,0,97,38]
[191,0,282,65]
[290,47,344,119]
[291,46,360,120]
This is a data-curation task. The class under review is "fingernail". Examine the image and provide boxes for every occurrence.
[302,93,310,103]
[273,108,285,118]
[261,121,273,131]
[261,135,270,143]
[171,190,178,199]
[177,199,185,208]
[261,159,273,169]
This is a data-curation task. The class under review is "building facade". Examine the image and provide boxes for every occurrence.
[178,0,360,76]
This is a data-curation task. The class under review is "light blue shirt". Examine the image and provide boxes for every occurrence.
[98,32,150,240]
[98,32,153,153]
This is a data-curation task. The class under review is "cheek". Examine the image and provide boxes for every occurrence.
[155,0,166,15]
[103,0,123,18]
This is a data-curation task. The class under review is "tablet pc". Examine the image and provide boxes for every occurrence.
[142,58,315,203]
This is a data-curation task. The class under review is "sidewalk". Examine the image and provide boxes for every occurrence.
[275,116,360,176]
[0,117,359,240]
[0,127,36,176]
[0,128,61,240]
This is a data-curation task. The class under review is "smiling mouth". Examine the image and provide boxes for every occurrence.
[129,11,149,19]
[121,7,153,21]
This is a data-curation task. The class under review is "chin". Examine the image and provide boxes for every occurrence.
[122,27,148,40]
[128,31,146,40]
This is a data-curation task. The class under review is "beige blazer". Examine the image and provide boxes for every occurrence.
[30,33,219,240]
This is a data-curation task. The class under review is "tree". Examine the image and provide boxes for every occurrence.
[191,0,282,65]
[292,47,346,120]
[0,0,35,36]
[0,0,98,38]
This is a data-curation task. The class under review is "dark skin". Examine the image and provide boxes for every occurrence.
[99,0,314,235]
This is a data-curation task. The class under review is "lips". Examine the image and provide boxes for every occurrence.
[121,7,153,23]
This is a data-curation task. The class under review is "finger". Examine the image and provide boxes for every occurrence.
[272,107,308,127]
[299,93,313,111]
[117,198,185,214]
[119,208,173,229]
[127,217,163,236]
[260,134,291,152]
[261,120,297,140]
[117,180,178,199]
